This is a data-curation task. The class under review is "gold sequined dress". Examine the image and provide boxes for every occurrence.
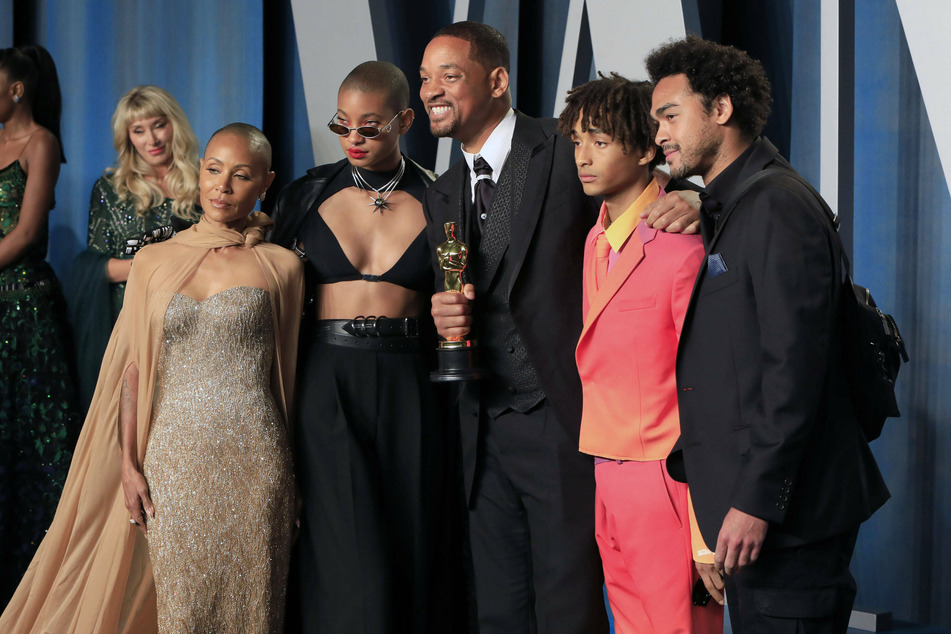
[143,286,294,634]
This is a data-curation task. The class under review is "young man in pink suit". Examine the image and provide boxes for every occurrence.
[559,74,723,633]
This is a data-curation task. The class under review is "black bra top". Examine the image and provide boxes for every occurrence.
[297,161,433,293]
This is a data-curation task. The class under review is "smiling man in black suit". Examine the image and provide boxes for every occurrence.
[647,35,890,633]
[419,21,699,634]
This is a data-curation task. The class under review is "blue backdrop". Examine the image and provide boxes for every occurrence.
[3,0,949,627]
[3,1,267,270]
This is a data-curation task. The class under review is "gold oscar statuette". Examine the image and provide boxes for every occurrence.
[431,222,485,382]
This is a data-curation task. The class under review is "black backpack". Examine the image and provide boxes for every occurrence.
[723,168,909,441]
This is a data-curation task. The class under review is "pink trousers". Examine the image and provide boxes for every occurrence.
[595,459,722,633]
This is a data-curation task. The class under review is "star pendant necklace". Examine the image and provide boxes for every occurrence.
[352,156,406,213]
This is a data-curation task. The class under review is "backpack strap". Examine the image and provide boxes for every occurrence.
[724,167,908,441]
[723,167,851,279]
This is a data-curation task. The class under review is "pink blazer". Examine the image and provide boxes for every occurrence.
[576,218,704,460]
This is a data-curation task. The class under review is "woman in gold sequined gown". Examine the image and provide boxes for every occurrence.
[0,124,304,634]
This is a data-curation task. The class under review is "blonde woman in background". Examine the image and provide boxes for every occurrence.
[67,85,201,409]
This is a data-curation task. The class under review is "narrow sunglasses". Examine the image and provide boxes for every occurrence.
[327,110,404,138]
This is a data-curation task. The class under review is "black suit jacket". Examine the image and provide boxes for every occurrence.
[673,138,889,549]
[423,112,598,495]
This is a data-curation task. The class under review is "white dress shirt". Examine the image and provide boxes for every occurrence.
[462,108,517,204]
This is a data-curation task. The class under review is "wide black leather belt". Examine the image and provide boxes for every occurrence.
[315,317,420,352]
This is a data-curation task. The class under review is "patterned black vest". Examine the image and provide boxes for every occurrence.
[466,143,545,417]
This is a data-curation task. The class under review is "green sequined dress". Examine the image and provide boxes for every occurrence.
[0,160,80,605]
[87,176,181,319]
[66,177,194,409]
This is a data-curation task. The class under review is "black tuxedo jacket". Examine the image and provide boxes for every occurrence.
[423,112,598,494]
[672,138,889,549]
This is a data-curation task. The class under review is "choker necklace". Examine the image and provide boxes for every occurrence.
[352,156,405,212]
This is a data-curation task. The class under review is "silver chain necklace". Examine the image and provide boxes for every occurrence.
[351,156,405,212]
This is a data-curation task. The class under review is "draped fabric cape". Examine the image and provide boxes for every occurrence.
[0,212,304,633]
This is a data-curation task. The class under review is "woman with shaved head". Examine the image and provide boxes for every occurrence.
[2,125,304,633]
[270,61,453,633]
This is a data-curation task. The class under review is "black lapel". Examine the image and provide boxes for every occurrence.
[270,159,348,247]
[679,253,709,350]
[474,136,531,287]
[681,138,785,342]
[406,156,437,186]
[504,113,556,291]
[705,139,784,254]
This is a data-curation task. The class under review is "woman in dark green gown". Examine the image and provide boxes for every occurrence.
[0,44,79,608]
[66,86,201,409]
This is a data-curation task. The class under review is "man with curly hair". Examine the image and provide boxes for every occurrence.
[559,73,722,632]
[645,34,889,632]
[419,22,703,633]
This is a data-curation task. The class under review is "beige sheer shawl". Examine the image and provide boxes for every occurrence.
[0,213,304,633]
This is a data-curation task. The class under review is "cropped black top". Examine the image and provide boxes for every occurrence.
[295,161,433,293]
